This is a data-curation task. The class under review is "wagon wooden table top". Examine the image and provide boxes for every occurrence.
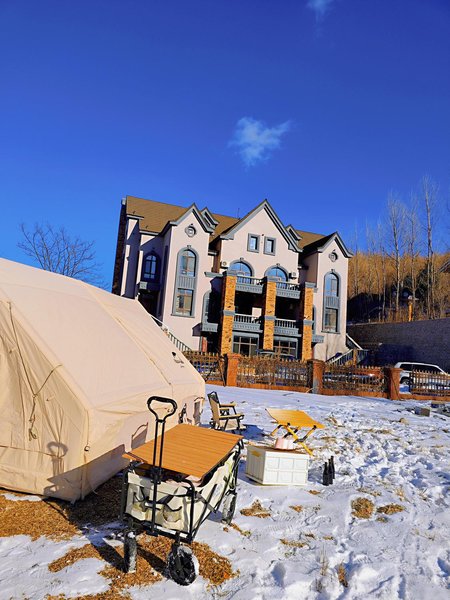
[123,424,243,479]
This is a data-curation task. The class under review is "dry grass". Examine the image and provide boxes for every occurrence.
[351,497,375,519]
[376,504,404,515]
[357,487,381,497]
[47,534,236,598]
[304,532,316,539]
[280,538,308,548]
[319,548,329,577]
[0,477,122,541]
[337,562,349,587]
[289,505,303,513]
[308,490,321,496]
[227,522,251,537]
[323,535,334,540]
[2,477,236,596]
[318,436,337,444]
[365,428,393,435]
[240,500,271,519]
[395,487,407,502]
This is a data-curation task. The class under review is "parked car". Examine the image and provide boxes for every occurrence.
[394,362,450,391]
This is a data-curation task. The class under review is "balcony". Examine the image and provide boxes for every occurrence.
[275,281,301,299]
[235,276,264,294]
[233,313,262,332]
[274,318,299,336]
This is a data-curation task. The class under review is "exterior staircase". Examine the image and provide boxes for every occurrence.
[327,334,369,366]
[150,316,192,352]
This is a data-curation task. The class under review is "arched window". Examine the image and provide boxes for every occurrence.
[178,249,196,277]
[229,261,253,284]
[323,272,340,333]
[266,266,289,289]
[173,248,198,317]
[142,252,158,281]
[325,272,339,296]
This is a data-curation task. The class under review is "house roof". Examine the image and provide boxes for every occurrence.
[210,213,240,241]
[295,229,328,250]
[126,196,189,233]
[300,231,353,258]
[123,196,349,256]
[217,199,301,252]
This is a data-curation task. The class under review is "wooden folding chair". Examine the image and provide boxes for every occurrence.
[266,408,325,455]
[208,391,245,432]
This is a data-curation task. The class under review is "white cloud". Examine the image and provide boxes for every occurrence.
[229,117,291,167]
[307,0,335,20]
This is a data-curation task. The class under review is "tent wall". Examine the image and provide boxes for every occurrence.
[0,259,205,501]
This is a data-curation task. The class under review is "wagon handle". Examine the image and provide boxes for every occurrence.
[146,396,178,533]
[147,396,177,423]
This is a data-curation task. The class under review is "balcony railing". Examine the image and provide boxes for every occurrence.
[275,281,301,299]
[235,276,264,294]
[275,318,297,328]
[233,313,262,332]
[274,318,299,336]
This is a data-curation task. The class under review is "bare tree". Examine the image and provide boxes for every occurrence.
[18,223,104,286]
[386,194,406,320]
[404,195,421,319]
[421,177,438,318]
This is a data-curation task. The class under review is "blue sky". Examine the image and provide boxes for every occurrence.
[1,0,449,286]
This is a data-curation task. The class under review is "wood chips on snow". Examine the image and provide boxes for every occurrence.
[0,476,236,596]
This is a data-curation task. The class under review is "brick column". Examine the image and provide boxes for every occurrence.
[384,367,401,400]
[225,353,240,387]
[218,273,236,355]
[299,283,314,360]
[262,277,277,351]
[307,359,324,395]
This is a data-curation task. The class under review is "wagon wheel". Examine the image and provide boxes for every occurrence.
[167,543,199,586]
[221,490,237,524]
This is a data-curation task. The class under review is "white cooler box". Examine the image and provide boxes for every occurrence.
[246,445,309,485]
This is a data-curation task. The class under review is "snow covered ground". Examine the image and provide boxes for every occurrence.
[1,386,449,599]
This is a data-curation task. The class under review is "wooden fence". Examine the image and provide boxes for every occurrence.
[183,352,449,402]
[236,356,308,389]
[183,351,225,384]
[323,364,386,394]
[409,370,450,397]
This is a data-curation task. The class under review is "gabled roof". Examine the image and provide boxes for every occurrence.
[126,196,189,234]
[218,199,300,253]
[301,231,353,258]
[295,229,328,250]
[123,196,352,258]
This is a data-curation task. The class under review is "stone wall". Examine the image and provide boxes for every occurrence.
[348,319,450,371]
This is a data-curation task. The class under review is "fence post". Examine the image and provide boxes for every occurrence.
[307,359,325,395]
[225,353,240,387]
[384,367,401,400]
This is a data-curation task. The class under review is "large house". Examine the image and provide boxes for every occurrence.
[112,196,353,360]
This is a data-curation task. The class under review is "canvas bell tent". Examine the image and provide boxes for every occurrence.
[0,258,205,501]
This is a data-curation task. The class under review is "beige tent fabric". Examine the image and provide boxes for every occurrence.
[0,259,205,501]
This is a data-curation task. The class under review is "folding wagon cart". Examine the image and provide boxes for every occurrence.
[121,396,243,585]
